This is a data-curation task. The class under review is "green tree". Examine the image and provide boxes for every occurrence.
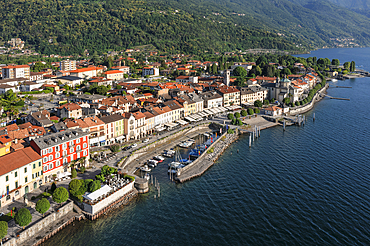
[263,99,269,105]
[254,108,260,114]
[247,108,254,115]
[234,112,241,119]
[0,221,8,244]
[14,208,32,229]
[233,66,247,77]
[52,187,69,204]
[227,113,234,120]
[69,179,82,196]
[231,118,237,125]
[331,59,340,66]
[237,119,243,126]
[35,198,50,217]
[350,61,356,72]
[116,85,122,90]
[211,64,218,74]
[241,109,247,116]
[295,101,300,106]
[71,168,77,178]
[110,144,121,153]
[89,180,101,193]
[283,97,290,105]
[254,100,263,108]
[50,182,57,194]
[343,62,350,70]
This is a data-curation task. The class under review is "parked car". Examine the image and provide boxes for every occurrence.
[131,143,138,148]
[142,138,149,143]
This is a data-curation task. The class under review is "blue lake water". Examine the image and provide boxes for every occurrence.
[45,48,370,246]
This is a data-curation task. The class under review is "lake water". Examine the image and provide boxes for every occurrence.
[45,48,370,246]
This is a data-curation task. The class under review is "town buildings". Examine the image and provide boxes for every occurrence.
[2,65,30,79]
[60,59,77,71]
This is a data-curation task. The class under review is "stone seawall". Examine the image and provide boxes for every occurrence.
[290,83,328,115]
[4,200,75,246]
[176,132,239,183]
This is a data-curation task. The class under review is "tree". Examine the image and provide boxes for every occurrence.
[234,112,240,119]
[270,98,276,103]
[110,144,120,153]
[101,165,116,176]
[14,208,32,229]
[247,108,254,115]
[0,221,8,245]
[343,62,350,70]
[71,168,77,178]
[69,179,82,196]
[295,101,300,106]
[237,119,243,126]
[241,109,247,116]
[35,198,50,217]
[116,85,122,90]
[227,113,234,120]
[52,187,69,204]
[89,180,101,193]
[254,100,263,108]
[263,99,269,105]
[254,108,260,114]
[350,61,356,72]
[235,77,245,86]
[331,59,340,66]
[233,66,247,77]
[211,64,218,74]
[231,118,236,125]
[50,182,57,194]
[283,97,290,105]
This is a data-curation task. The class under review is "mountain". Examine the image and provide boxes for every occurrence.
[1,0,370,55]
[327,0,370,10]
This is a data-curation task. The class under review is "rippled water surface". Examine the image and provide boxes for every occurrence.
[45,48,370,246]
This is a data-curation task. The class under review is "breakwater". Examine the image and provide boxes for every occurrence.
[177,131,239,183]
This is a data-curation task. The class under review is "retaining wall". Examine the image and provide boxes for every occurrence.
[290,83,328,115]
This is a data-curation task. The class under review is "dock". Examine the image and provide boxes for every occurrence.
[176,132,239,183]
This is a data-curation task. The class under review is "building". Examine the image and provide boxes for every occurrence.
[0,147,42,207]
[2,65,30,79]
[60,59,77,71]
[57,103,83,119]
[70,66,104,79]
[83,117,106,147]
[142,67,159,77]
[201,91,223,109]
[29,72,44,81]
[0,135,12,157]
[30,129,90,183]
[111,66,130,74]
[239,86,268,105]
[264,106,282,116]
[100,114,125,145]
[263,77,301,104]
[163,100,184,122]
[26,110,53,127]
[57,76,84,88]
[104,70,124,81]
[70,94,107,104]
[215,86,240,106]
[123,112,146,140]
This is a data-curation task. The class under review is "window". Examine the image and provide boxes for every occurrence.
[15,181,18,188]
[43,157,48,163]
[48,147,53,153]
[49,163,53,169]
[6,175,8,182]
[55,145,60,151]
[76,138,80,144]
[32,174,34,179]
[49,155,53,161]
[83,150,87,156]
[76,145,81,151]
[39,161,42,167]
[24,167,27,173]
[83,143,87,148]
[34,182,37,189]
[15,171,17,178]
[56,160,60,167]
[44,166,48,172]
[33,163,36,169]
[56,152,60,158]
[70,148,74,153]
[62,143,67,149]
[25,177,28,183]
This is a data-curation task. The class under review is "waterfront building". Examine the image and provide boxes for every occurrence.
[0,147,42,207]
[215,86,240,106]
[30,129,90,183]
[201,91,223,109]
[100,114,125,145]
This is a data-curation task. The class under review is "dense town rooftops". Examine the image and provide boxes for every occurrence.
[100,114,124,124]
[57,102,82,111]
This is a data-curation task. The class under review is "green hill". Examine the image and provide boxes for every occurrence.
[1,0,370,55]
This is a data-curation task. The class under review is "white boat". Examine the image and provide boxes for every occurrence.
[178,140,194,148]
[163,150,175,157]
[153,155,164,162]
[148,159,158,167]
[144,173,150,180]
[140,165,151,172]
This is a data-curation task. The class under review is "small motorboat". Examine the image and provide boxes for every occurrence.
[140,165,151,172]
[144,173,150,180]
[148,159,158,167]
[163,150,175,157]
[153,155,164,162]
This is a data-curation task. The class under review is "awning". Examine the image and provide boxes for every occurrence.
[83,185,112,201]
[204,109,214,115]
[57,171,71,179]
[165,122,178,128]
[116,135,125,140]
[176,120,188,125]
[155,126,166,131]
[185,116,196,122]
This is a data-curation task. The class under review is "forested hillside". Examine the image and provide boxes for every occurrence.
[1,0,370,55]
[0,0,303,55]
